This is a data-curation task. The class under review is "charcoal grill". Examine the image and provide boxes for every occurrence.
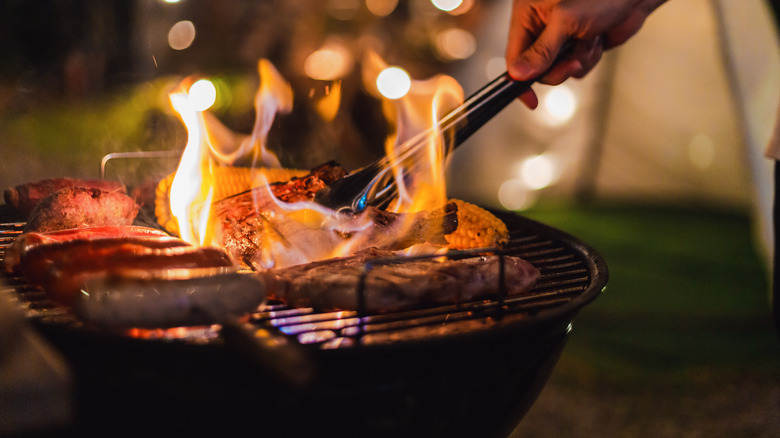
[0,203,607,438]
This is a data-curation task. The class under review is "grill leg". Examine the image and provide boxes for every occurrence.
[774,161,780,338]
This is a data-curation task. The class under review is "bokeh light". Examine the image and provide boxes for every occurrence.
[520,154,557,190]
[188,79,216,112]
[304,44,353,81]
[376,67,411,100]
[431,0,462,12]
[168,20,196,50]
[366,0,398,16]
[498,179,535,210]
[540,85,577,125]
[434,28,476,60]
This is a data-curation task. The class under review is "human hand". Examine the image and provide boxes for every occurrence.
[506,0,667,108]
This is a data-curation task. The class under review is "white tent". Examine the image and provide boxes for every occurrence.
[448,0,780,262]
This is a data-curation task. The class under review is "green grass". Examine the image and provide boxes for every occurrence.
[523,202,779,387]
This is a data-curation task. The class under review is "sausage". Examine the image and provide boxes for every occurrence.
[41,245,236,306]
[5,178,126,217]
[76,273,266,329]
[24,186,140,233]
[4,226,171,273]
[19,236,190,284]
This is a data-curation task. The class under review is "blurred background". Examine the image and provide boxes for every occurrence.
[1,0,780,436]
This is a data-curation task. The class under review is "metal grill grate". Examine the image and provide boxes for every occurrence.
[0,205,607,348]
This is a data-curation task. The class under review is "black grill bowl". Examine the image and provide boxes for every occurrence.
[1,207,607,438]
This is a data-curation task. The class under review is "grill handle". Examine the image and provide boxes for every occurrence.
[218,314,314,387]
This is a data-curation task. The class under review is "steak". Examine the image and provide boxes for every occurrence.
[261,248,541,313]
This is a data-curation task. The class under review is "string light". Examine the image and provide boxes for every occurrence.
[366,0,398,16]
[539,85,577,125]
[434,28,476,60]
[520,154,557,190]
[431,0,462,12]
[168,20,196,50]
[376,67,411,100]
[304,44,353,80]
[188,79,216,112]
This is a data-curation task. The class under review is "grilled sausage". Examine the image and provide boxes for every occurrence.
[4,226,171,273]
[24,186,139,233]
[76,273,266,329]
[41,245,236,306]
[19,236,190,284]
[5,178,126,217]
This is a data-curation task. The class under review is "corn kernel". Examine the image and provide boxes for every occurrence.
[445,199,509,249]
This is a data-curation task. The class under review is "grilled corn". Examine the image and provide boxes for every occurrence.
[445,199,509,249]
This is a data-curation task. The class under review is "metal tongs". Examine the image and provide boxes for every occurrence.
[314,48,571,214]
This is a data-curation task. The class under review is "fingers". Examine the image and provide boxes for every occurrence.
[537,36,604,85]
[507,21,570,81]
[518,88,539,109]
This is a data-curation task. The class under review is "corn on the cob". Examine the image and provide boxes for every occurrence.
[155,167,307,236]
[445,199,509,249]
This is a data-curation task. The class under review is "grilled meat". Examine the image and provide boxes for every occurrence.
[76,273,266,329]
[18,236,189,283]
[5,177,126,217]
[261,247,541,313]
[41,245,235,306]
[24,186,139,233]
[4,225,171,273]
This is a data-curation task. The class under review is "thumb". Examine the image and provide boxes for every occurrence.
[508,28,568,81]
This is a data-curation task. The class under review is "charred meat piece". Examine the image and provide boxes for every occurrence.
[261,248,541,313]
[4,226,171,273]
[41,245,235,306]
[268,161,347,203]
[24,186,139,233]
[5,178,126,217]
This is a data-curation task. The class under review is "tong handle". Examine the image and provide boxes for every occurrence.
[315,42,573,212]
[444,39,575,148]
[441,73,535,148]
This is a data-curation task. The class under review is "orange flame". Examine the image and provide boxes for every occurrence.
[168,60,291,246]
[362,50,463,215]
[168,55,463,267]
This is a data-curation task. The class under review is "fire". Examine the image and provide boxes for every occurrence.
[167,55,464,267]
[362,50,463,214]
[168,60,291,246]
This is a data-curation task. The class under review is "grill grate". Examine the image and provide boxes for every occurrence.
[0,205,607,348]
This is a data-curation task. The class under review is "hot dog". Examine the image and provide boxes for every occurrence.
[19,236,190,283]
[41,245,236,306]
[4,226,172,273]
[76,273,266,329]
